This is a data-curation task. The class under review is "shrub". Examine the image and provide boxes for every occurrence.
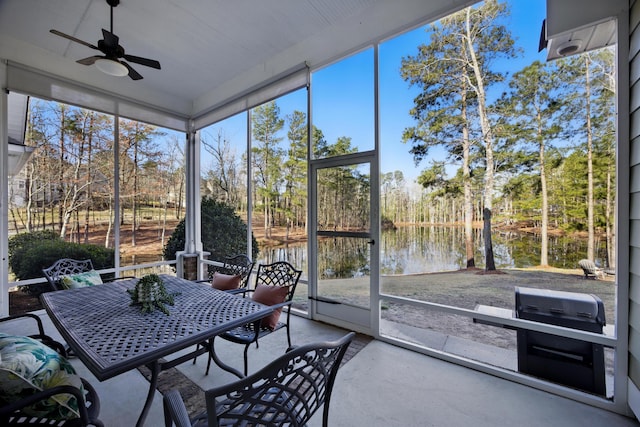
[10,237,115,295]
[163,197,259,263]
[8,230,60,276]
[18,240,115,279]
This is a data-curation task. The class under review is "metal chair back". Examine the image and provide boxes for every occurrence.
[254,260,302,300]
[164,332,355,427]
[206,254,255,289]
[42,258,95,291]
[223,254,255,288]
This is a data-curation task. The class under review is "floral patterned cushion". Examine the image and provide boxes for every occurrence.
[0,333,84,420]
[60,270,103,289]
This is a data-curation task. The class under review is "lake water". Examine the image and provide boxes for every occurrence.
[256,225,610,279]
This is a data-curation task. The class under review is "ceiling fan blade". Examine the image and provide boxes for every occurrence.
[76,55,105,66]
[50,29,99,50]
[121,61,143,80]
[101,29,120,49]
[123,54,161,70]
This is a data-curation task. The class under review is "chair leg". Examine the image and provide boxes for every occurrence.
[205,340,213,375]
[192,343,201,365]
[243,343,250,376]
[286,324,293,350]
[209,337,244,379]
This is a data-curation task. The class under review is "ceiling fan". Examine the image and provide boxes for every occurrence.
[50,0,160,80]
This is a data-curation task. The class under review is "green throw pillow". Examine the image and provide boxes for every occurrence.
[0,333,84,420]
[60,270,103,289]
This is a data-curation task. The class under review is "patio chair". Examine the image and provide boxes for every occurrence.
[191,255,256,368]
[0,313,67,357]
[0,328,103,427]
[163,332,355,427]
[0,377,103,427]
[204,261,302,377]
[199,254,255,293]
[42,258,132,291]
[578,259,605,280]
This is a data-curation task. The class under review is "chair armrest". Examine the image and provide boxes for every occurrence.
[0,313,46,336]
[228,288,251,296]
[163,389,193,427]
[194,281,247,296]
[103,275,136,283]
[0,380,93,424]
[267,300,293,312]
[0,313,68,356]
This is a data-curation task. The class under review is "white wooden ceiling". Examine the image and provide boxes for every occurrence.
[0,0,474,125]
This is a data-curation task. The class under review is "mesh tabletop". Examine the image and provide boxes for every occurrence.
[40,274,273,381]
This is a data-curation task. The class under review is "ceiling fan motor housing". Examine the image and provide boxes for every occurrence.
[98,38,125,58]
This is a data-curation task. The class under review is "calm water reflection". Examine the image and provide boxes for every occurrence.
[257,225,609,279]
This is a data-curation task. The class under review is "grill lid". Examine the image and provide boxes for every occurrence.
[515,287,605,325]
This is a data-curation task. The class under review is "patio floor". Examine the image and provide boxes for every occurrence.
[3,310,638,427]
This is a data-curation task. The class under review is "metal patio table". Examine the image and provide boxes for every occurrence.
[40,274,274,427]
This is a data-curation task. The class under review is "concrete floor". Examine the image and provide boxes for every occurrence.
[2,311,638,427]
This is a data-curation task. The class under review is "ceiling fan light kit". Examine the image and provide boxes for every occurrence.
[50,0,160,80]
[95,58,128,76]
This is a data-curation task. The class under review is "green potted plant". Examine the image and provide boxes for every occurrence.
[128,274,178,315]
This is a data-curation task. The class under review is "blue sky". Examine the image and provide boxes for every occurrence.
[200,0,547,184]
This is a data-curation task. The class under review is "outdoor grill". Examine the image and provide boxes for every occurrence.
[515,286,606,396]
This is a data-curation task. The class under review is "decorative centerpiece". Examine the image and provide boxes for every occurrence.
[128,274,178,315]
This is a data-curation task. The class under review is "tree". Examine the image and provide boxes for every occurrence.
[316,137,362,230]
[459,0,518,269]
[381,171,407,225]
[558,49,616,262]
[251,101,285,239]
[158,135,185,247]
[400,0,516,269]
[284,110,308,236]
[202,128,241,205]
[497,61,562,266]
[119,119,164,246]
[401,24,477,267]
[54,105,108,241]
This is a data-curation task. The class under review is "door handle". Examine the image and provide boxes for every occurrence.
[368,239,375,245]
[308,296,341,305]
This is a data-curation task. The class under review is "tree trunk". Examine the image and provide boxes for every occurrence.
[465,8,495,270]
[585,55,595,261]
[176,172,184,219]
[105,199,113,248]
[538,115,549,267]
[606,146,614,268]
[161,199,168,249]
[264,196,269,239]
[58,107,66,236]
[132,132,138,247]
[26,165,34,232]
[84,114,94,244]
[462,89,475,268]
[483,208,496,271]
